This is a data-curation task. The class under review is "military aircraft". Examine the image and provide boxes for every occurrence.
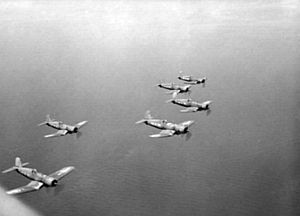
[2,157,74,195]
[166,97,212,114]
[136,110,195,139]
[38,115,88,138]
[178,71,206,86]
[157,82,192,98]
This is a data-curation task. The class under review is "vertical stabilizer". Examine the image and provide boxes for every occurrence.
[46,114,51,122]
[15,157,22,167]
[144,110,152,120]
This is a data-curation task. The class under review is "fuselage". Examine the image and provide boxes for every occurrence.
[178,76,205,84]
[171,99,203,108]
[145,119,169,130]
[158,83,190,92]
[145,119,192,134]
[16,167,57,186]
[178,75,192,82]
[46,121,77,133]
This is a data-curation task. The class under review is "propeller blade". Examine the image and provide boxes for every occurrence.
[206,109,212,116]
[76,131,82,139]
[185,131,192,141]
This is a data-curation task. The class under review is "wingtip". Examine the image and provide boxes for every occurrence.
[66,166,75,171]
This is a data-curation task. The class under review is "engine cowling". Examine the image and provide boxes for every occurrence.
[66,125,77,133]
[43,176,58,186]
[175,125,187,133]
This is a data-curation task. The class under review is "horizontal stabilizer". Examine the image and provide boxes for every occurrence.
[2,166,17,174]
[135,119,146,124]
[38,121,47,126]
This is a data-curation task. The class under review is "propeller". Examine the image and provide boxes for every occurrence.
[181,131,192,141]
[54,184,65,196]
[76,131,82,139]
[206,108,212,116]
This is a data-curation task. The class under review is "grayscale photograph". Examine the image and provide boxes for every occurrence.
[0,0,299,215]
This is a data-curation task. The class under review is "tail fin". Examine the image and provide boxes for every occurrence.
[2,157,29,173]
[136,110,152,124]
[46,114,51,122]
[144,110,152,120]
[38,114,51,126]
[178,71,183,78]
[15,157,29,167]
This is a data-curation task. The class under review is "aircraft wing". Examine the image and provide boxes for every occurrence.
[180,107,199,113]
[184,81,197,85]
[149,130,176,138]
[44,130,68,138]
[6,181,44,195]
[179,120,195,127]
[172,90,180,99]
[48,166,75,181]
[74,121,88,129]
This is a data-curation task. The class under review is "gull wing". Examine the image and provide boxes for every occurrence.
[149,130,176,138]
[184,81,198,85]
[179,120,195,128]
[6,181,44,195]
[44,130,68,138]
[74,121,88,129]
[48,166,75,181]
[180,107,199,113]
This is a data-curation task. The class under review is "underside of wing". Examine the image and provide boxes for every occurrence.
[48,166,75,181]
[74,121,88,129]
[149,130,175,138]
[6,181,44,195]
[44,130,68,138]
[180,107,199,113]
[184,81,197,85]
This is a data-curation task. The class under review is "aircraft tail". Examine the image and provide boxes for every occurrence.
[178,70,183,78]
[166,98,174,103]
[38,114,52,126]
[135,110,152,124]
[2,157,29,173]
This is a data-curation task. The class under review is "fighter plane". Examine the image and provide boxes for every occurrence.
[157,82,192,98]
[38,115,88,138]
[136,110,195,139]
[178,71,206,86]
[2,157,74,195]
[166,97,212,114]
